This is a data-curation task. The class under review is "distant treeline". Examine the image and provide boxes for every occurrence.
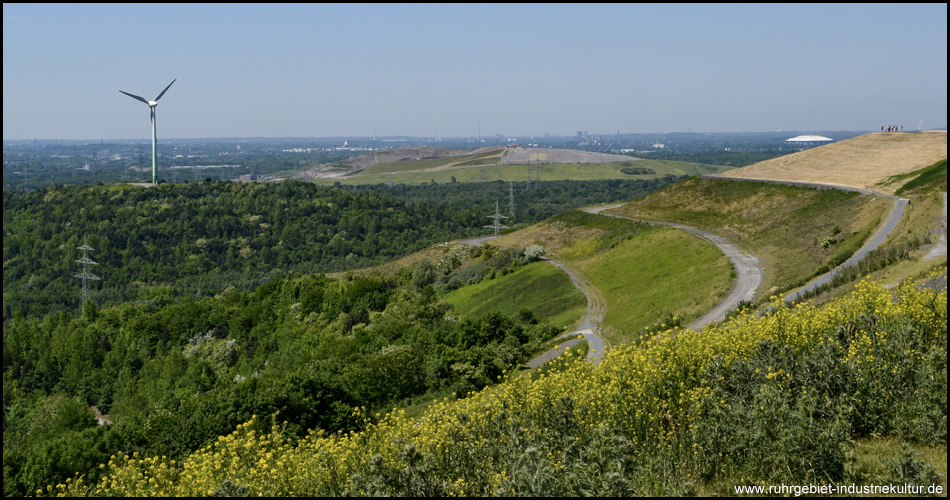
[645,150,789,167]
[3,176,681,320]
[3,148,350,192]
[339,176,682,223]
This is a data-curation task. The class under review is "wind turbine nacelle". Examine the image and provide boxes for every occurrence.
[148,101,158,107]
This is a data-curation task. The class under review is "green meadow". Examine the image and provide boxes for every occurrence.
[442,260,586,329]
[611,177,890,297]
[561,224,733,344]
[894,159,948,195]
[500,210,733,345]
[319,159,728,186]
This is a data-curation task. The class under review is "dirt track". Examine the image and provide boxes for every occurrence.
[783,194,909,303]
[500,147,638,165]
[457,235,609,366]
[535,259,608,365]
[922,193,947,261]
[583,205,764,330]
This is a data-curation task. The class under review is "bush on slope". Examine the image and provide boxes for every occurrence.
[51,273,946,496]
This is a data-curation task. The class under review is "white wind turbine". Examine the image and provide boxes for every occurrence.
[120,79,176,184]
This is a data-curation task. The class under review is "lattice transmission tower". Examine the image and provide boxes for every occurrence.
[484,200,509,235]
[73,234,101,307]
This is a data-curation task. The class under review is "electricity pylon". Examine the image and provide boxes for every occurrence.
[484,200,509,235]
[73,234,101,307]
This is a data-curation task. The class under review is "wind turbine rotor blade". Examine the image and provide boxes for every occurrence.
[153,79,176,102]
[119,90,150,105]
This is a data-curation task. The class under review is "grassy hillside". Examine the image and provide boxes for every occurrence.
[442,260,586,329]
[782,164,947,307]
[360,148,508,175]
[561,222,732,343]
[716,131,947,194]
[609,177,890,298]
[54,274,946,496]
[894,159,948,195]
[320,159,728,186]
[492,210,733,345]
[18,142,950,497]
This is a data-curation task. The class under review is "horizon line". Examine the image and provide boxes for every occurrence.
[9,128,947,143]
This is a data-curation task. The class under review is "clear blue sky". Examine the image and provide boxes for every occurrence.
[3,3,947,140]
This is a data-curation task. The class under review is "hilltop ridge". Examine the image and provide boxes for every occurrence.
[713,131,946,194]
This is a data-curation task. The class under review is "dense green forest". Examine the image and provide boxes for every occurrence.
[339,177,679,222]
[3,177,680,320]
[3,180,475,319]
[2,176,683,495]
[2,239,565,496]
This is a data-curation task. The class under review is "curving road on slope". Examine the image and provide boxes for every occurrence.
[525,258,609,367]
[581,204,765,331]
[459,180,924,367]
[922,192,947,261]
[700,175,911,304]
[457,234,609,366]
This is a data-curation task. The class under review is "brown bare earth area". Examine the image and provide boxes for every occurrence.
[293,146,496,180]
[714,131,947,194]
[500,146,638,165]
[344,146,486,170]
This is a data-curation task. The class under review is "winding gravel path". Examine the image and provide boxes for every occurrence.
[581,205,764,330]
[700,175,911,304]
[526,258,608,366]
[921,192,947,261]
[457,181,929,367]
[783,196,908,303]
[457,234,609,366]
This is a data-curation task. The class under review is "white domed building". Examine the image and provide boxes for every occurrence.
[785,135,833,144]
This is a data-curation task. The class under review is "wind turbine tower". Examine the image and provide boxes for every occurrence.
[120,79,176,184]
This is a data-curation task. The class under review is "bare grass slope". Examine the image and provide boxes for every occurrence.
[499,147,638,165]
[612,177,890,298]
[714,131,946,194]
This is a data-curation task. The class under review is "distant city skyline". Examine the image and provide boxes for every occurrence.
[3,3,947,140]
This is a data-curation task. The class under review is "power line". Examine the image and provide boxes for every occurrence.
[73,234,100,308]
[484,200,509,235]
